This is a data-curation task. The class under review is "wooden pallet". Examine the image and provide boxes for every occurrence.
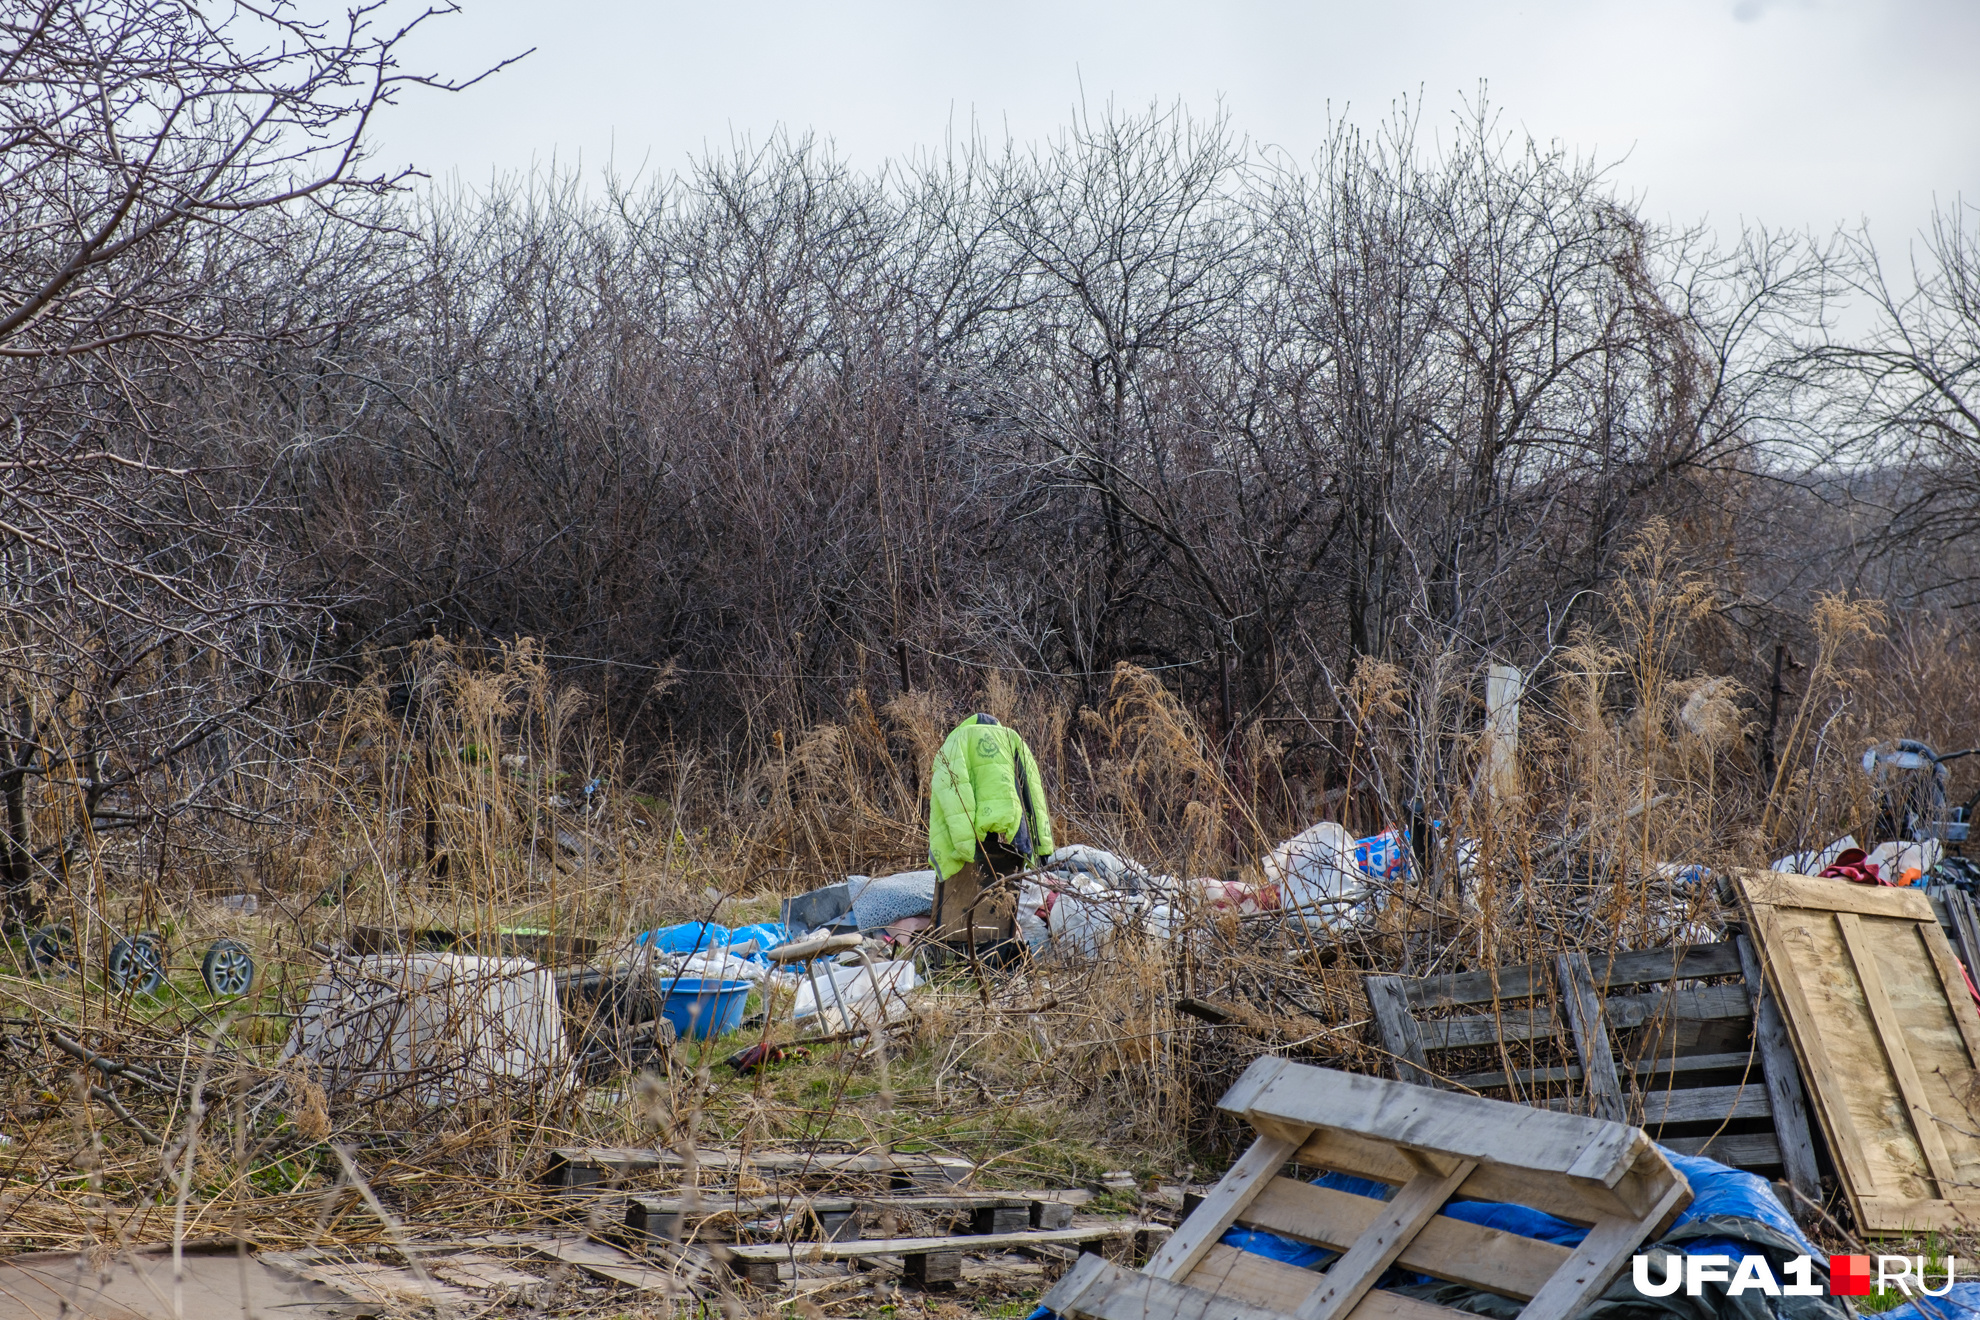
[543,1146,972,1190]
[1736,870,1980,1233]
[1362,940,1820,1201]
[625,1190,1076,1242]
[722,1222,1157,1287]
[1041,1058,1689,1320]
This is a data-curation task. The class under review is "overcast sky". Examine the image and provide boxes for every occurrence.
[378,0,1978,252]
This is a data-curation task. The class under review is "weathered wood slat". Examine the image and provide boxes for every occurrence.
[1402,944,1742,1010]
[1146,1130,1304,1281]
[1293,1128,1639,1227]
[547,1145,969,1186]
[1184,1243,1320,1312]
[1420,983,1752,1050]
[1227,1060,1640,1187]
[1452,1050,1761,1092]
[1632,1082,1775,1125]
[1291,1159,1477,1320]
[1557,952,1625,1121]
[1365,975,1434,1086]
[1655,1132,1782,1166]
[1734,933,1822,1200]
[1516,1180,1691,1320]
[724,1222,1149,1267]
[1046,1254,1299,1320]
[1237,1177,1570,1300]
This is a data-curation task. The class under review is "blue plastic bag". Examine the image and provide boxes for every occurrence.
[725,921,789,962]
[635,921,731,955]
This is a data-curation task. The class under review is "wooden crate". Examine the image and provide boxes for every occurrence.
[1362,941,1820,1201]
[1039,1058,1691,1320]
[1736,870,1980,1233]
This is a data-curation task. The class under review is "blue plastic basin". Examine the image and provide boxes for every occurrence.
[660,977,751,1040]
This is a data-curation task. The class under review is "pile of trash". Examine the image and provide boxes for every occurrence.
[773,823,1419,963]
[630,918,921,1032]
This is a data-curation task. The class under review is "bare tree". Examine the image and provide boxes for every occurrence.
[0,0,490,920]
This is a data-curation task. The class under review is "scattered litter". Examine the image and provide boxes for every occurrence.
[1772,834,1858,875]
[658,976,752,1039]
[1260,820,1364,928]
[792,958,919,1030]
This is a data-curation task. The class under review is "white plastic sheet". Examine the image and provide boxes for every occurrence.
[1261,820,1368,928]
[791,958,919,1030]
[283,954,568,1104]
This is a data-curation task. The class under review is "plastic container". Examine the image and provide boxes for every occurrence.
[659,977,751,1040]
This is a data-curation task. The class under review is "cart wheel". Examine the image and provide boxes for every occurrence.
[201,938,255,996]
[26,923,76,974]
[109,932,166,995]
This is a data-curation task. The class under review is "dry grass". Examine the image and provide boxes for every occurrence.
[7,535,1980,1298]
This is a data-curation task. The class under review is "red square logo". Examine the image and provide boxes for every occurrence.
[1831,1255,1872,1296]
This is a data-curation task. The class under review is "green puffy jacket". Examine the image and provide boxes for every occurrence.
[926,715,1054,880]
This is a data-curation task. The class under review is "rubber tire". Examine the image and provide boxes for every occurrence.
[26,923,76,973]
[109,933,166,995]
[201,938,255,996]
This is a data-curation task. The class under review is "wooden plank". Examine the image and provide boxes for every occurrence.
[1404,963,1547,1010]
[1593,943,1743,987]
[1735,933,1822,1200]
[1631,1082,1774,1126]
[1515,1179,1691,1320]
[1736,871,1980,1235]
[1364,975,1434,1085]
[527,1235,691,1292]
[1837,912,1959,1193]
[1146,1131,1304,1280]
[1419,1006,1556,1050]
[1224,1060,1647,1192]
[1854,1197,1980,1233]
[1186,1243,1321,1312]
[1741,870,1933,919]
[259,1253,485,1310]
[1749,904,1880,1211]
[1401,944,1742,1011]
[547,1145,971,1186]
[1556,953,1625,1121]
[1044,1253,1300,1320]
[1452,1051,1759,1092]
[1293,1128,1634,1226]
[1919,910,1980,1066]
[1656,1132,1782,1166]
[1238,1177,1569,1299]
[1291,1158,1477,1320]
[724,1223,1152,1266]
[1602,984,1754,1030]
[1420,984,1751,1051]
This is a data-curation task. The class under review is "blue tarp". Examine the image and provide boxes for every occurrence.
[636,920,789,963]
[1882,1282,1980,1320]
[1216,1146,1811,1274]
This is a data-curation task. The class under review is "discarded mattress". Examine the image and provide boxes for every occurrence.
[283,954,567,1104]
[846,870,937,929]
